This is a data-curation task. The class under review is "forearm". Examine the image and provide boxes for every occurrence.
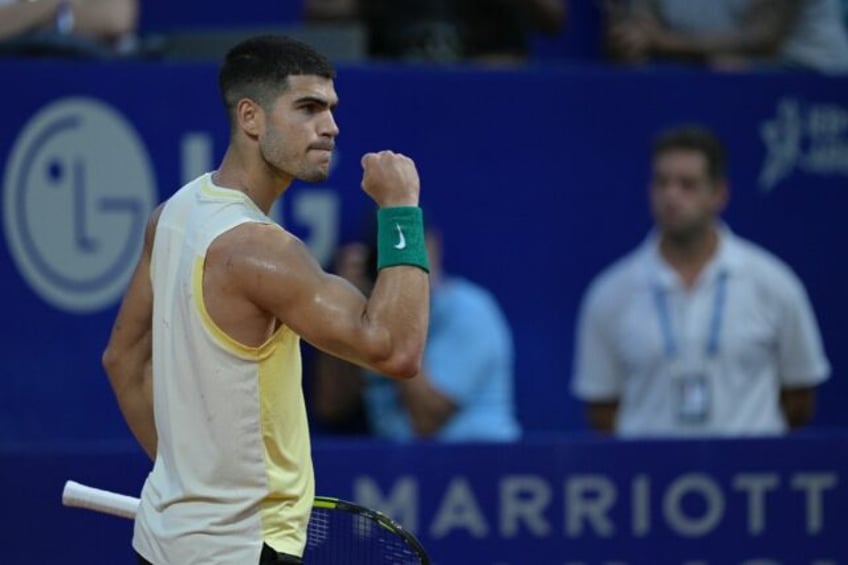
[361,266,430,378]
[0,1,60,40]
[780,387,815,430]
[587,401,618,434]
[105,357,156,459]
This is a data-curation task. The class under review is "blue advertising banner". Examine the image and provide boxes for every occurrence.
[1,61,847,445]
[3,437,846,564]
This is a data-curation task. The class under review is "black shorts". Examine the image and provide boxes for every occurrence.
[136,543,302,564]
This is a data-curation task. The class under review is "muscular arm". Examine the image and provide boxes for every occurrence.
[781,387,816,429]
[229,226,429,378]
[101,205,162,460]
[230,152,429,380]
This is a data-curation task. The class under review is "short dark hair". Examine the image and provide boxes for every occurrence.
[652,125,727,181]
[218,35,335,126]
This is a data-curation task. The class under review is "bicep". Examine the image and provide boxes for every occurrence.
[238,231,383,367]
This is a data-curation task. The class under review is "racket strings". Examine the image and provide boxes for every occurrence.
[305,507,423,564]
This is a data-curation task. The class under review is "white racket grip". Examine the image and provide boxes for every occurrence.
[62,480,139,520]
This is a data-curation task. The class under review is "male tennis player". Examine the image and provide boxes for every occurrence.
[102,35,430,565]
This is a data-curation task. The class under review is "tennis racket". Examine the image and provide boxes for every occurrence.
[62,480,429,564]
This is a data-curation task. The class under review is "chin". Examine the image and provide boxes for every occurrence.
[663,222,706,242]
[298,169,330,183]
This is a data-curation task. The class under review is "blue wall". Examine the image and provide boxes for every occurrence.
[1,58,847,565]
[6,437,848,563]
[1,61,845,446]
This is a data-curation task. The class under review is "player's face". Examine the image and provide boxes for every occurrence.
[260,75,339,183]
[649,150,726,242]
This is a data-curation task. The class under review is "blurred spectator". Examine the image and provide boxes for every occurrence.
[604,0,848,73]
[305,0,567,65]
[311,220,521,441]
[571,125,831,437]
[0,0,138,58]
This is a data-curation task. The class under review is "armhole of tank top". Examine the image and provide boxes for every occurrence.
[192,251,287,362]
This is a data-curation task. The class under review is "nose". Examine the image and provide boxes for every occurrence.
[655,180,682,199]
[321,111,339,138]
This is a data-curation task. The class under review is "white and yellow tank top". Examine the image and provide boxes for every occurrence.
[133,173,314,564]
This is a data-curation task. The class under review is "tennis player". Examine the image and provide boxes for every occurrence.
[102,35,430,565]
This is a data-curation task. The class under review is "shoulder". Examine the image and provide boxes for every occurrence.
[144,202,167,251]
[730,236,808,301]
[581,247,645,315]
[208,222,312,275]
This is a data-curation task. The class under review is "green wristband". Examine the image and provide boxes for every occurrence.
[377,206,430,272]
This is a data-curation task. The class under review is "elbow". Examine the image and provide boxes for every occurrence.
[377,350,422,380]
[102,347,118,380]
[362,328,424,379]
[102,346,127,390]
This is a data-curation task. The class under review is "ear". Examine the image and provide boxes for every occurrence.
[235,98,264,138]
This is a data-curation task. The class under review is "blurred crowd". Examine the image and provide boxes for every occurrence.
[2,0,848,72]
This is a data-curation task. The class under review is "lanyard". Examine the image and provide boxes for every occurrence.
[653,271,728,358]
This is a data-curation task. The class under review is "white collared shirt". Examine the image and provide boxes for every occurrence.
[571,226,831,437]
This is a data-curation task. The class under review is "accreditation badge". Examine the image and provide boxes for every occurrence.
[674,364,711,425]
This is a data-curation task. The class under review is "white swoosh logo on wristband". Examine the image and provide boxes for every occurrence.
[393,223,407,250]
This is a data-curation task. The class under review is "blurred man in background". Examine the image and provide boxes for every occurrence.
[571,125,831,437]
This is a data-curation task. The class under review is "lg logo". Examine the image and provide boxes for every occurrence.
[3,97,157,313]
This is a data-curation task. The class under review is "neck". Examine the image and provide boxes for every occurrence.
[659,224,719,288]
[212,144,292,215]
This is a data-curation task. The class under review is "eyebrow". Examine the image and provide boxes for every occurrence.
[293,95,338,109]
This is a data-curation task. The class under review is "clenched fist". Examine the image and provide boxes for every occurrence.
[360,151,420,208]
